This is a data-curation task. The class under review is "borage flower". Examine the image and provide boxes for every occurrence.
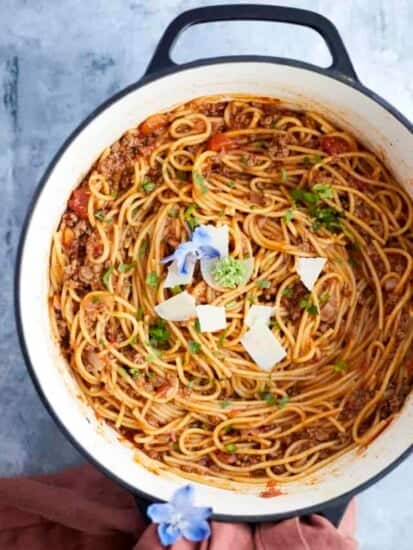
[161,226,221,275]
[148,484,212,546]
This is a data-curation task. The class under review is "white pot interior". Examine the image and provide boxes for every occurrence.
[19,62,413,517]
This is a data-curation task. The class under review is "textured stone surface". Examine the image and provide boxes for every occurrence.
[0,0,412,547]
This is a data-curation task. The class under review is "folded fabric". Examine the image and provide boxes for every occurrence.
[0,465,357,549]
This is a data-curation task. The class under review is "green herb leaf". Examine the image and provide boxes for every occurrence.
[219,400,231,409]
[129,335,137,346]
[284,208,294,223]
[193,171,208,193]
[145,350,160,363]
[333,359,348,373]
[270,320,280,329]
[319,292,331,303]
[282,288,293,297]
[194,318,201,333]
[102,267,113,289]
[226,180,236,188]
[225,301,237,310]
[142,180,155,193]
[171,285,182,295]
[212,257,246,288]
[184,204,198,219]
[130,368,141,378]
[247,295,255,304]
[187,217,199,230]
[218,330,227,346]
[136,307,143,321]
[225,425,233,433]
[312,183,334,199]
[280,167,288,183]
[278,395,290,408]
[98,337,104,345]
[299,295,319,315]
[188,340,201,354]
[257,279,271,289]
[241,156,249,166]
[149,319,169,348]
[225,443,237,453]
[91,295,100,304]
[259,391,276,406]
[139,239,148,258]
[168,207,179,218]
[145,272,158,289]
[118,262,137,273]
[95,209,112,223]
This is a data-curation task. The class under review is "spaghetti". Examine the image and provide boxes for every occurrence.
[49,95,413,489]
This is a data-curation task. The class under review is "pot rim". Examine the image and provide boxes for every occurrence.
[15,55,413,522]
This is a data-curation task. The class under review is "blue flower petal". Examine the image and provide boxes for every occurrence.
[171,484,194,510]
[198,245,220,260]
[185,506,213,522]
[182,519,211,542]
[147,502,175,524]
[158,523,182,546]
[192,226,212,246]
[159,254,175,265]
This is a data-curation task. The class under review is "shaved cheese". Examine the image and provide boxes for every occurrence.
[241,319,287,371]
[164,259,195,288]
[200,257,254,291]
[154,291,196,321]
[196,305,226,332]
[200,224,229,258]
[296,257,327,291]
[245,305,275,328]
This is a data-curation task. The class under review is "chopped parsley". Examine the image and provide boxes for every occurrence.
[241,156,249,166]
[299,295,319,315]
[139,239,148,258]
[193,171,208,193]
[303,154,323,166]
[149,319,169,348]
[171,285,182,295]
[225,301,237,309]
[130,368,141,378]
[312,183,334,199]
[282,287,293,297]
[270,319,280,329]
[91,295,100,304]
[333,359,348,373]
[102,266,113,289]
[218,330,227,346]
[284,208,294,223]
[184,204,199,230]
[247,295,255,304]
[188,340,201,354]
[98,337,104,345]
[129,335,137,346]
[257,279,271,289]
[145,350,160,363]
[278,395,290,408]
[142,180,155,193]
[259,391,276,406]
[168,207,179,218]
[95,209,112,223]
[280,167,288,183]
[290,184,343,233]
[219,400,232,409]
[226,180,236,188]
[136,307,143,321]
[194,318,201,333]
[212,257,246,288]
[118,262,137,273]
[225,425,233,433]
[225,443,237,453]
[319,292,331,303]
[145,271,158,289]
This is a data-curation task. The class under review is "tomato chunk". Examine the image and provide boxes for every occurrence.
[207,133,234,152]
[320,135,350,155]
[139,114,168,136]
[68,188,90,219]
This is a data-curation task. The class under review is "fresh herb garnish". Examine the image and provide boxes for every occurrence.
[219,400,231,409]
[303,154,323,166]
[259,391,276,406]
[290,184,343,233]
[282,288,293,297]
[225,301,237,309]
[102,267,113,289]
[270,319,280,329]
[241,156,249,166]
[139,239,148,258]
[299,295,319,315]
[278,395,290,408]
[184,204,199,230]
[129,335,137,346]
[334,359,348,373]
[225,443,237,453]
[225,425,233,433]
[212,257,246,288]
[142,180,155,193]
[118,262,137,273]
[284,208,294,223]
[136,307,143,321]
[168,207,179,218]
[95,209,112,223]
[319,292,331,303]
[130,368,141,378]
[226,180,236,188]
[247,295,255,304]
[188,340,201,354]
[171,285,182,295]
[149,319,169,348]
[193,171,208,193]
[257,279,271,289]
[98,337,104,345]
[91,295,100,304]
[145,271,158,289]
[312,183,334,199]
[194,318,201,333]
[280,167,288,183]
[218,330,227,346]
[145,350,160,363]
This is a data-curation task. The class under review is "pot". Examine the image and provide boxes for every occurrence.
[16,5,413,522]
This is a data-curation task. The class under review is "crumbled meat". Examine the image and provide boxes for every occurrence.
[249,190,266,206]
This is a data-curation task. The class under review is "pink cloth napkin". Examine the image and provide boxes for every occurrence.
[0,465,357,549]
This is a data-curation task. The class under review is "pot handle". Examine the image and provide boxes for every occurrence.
[145,4,358,81]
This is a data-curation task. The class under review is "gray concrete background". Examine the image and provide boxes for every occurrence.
[0,1,411,548]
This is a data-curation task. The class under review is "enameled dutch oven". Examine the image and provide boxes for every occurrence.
[15,5,413,524]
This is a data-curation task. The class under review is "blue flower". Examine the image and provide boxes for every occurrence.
[161,226,220,275]
[147,485,212,546]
